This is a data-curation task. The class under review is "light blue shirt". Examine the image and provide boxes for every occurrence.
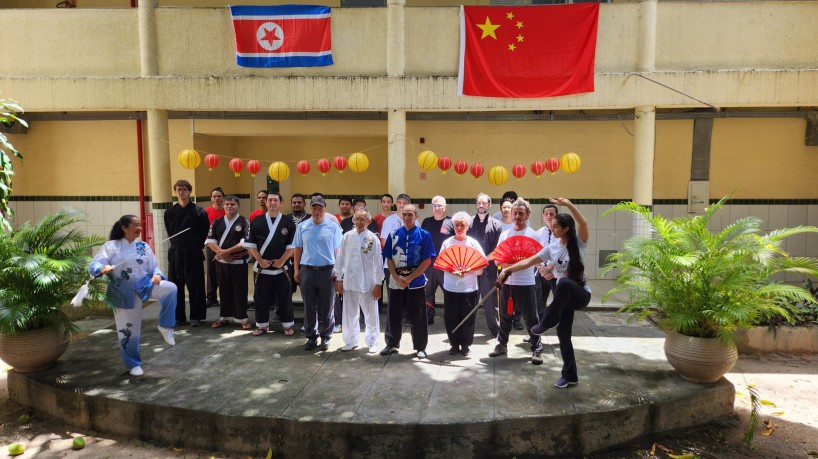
[294,217,342,266]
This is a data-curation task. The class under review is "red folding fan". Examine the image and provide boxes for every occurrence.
[434,245,488,275]
[491,235,543,265]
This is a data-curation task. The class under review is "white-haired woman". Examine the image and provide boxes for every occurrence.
[440,211,485,357]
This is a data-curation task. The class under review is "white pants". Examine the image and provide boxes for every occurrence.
[114,280,177,370]
[342,290,380,348]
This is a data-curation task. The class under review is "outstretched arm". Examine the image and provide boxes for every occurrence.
[552,197,588,243]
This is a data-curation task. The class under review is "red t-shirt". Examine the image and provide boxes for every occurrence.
[205,206,226,224]
[372,213,388,232]
[249,208,265,221]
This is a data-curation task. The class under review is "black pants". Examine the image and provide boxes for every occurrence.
[254,271,293,326]
[478,268,499,336]
[443,290,478,350]
[540,277,591,381]
[386,287,428,351]
[301,267,335,341]
[535,275,558,318]
[215,262,248,321]
[206,247,219,304]
[498,284,542,352]
[168,247,207,322]
[423,264,443,322]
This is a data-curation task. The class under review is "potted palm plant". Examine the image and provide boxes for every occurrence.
[602,197,818,383]
[0,207,105,372]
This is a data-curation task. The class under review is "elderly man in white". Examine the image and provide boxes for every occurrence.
[335,209,384,352]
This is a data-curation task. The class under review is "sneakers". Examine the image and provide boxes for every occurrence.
[190,320,202,328]
[461,347,471,357]
[530,323,548,336]
[448,346,460,355]
[333,325,342,334]
[554,377,578,388]
[341,343,358,352]
[530,351,543,365]
[489,343,507,357]
[379,346,398,356]
[368,345,379,354]
[522,335,531,343]
[129,366,144,376]
[304,339,317,351]
[512,318,523,330]
[416,350,427,359]
[157,326,175,346]
[318,339,330,351]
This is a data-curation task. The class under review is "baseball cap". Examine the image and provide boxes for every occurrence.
[310,196,327,207]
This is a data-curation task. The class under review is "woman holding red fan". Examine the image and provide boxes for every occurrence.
[498,198,590,388]
[436,212,487,357]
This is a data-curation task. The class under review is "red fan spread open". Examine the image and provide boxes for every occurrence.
[491,235,543,265]
[434,245,488,275]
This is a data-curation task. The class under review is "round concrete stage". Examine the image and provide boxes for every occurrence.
[9,305,734,458]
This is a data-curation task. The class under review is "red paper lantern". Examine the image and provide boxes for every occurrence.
[317,159,331,176]
[454,160,468,176]
[545,157,560,175]
[229,158,244,177]
[247,160,261,177]
[297,160,311,176]
[438,156,452,175]
[333,155,347,173]
[470,162,484,179]
[204,154,220,172]
[511,163,526,180]
[531,161,546,178]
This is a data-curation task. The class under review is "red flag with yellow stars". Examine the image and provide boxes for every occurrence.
[458,4,599,99]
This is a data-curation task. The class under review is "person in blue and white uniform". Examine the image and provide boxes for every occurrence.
[89,215,176,377]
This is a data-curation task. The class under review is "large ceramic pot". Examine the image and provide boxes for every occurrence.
[0,327,69,373]
[663,331,738,383]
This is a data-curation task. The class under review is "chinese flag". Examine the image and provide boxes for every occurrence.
[458,4,599,99]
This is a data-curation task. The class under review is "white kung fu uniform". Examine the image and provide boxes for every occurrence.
[89,239,177,371]
[334,228,384,349]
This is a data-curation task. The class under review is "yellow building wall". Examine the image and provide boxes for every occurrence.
[709,118,818,199]
[7,120,140,196]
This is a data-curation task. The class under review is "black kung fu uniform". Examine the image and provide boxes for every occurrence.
[244,213,297,326]
[164,201,210,323]
[206,215,251,321]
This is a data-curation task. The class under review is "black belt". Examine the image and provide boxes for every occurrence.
[302,265,333,271]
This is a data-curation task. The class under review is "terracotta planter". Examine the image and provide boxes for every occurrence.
[663,331,738,383]
[0,327,69,373]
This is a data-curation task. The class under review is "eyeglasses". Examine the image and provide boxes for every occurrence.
[401,212,415,217]
[432,204,445,209]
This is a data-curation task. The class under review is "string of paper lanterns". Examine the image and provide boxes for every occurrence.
[415,150,583,186]
[177,150,371,182]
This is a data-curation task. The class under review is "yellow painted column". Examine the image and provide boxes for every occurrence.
[147,109,171,269]
[387,0,406,77]
[388,110,406,197]
[632,0,657,240]
[138,0,158,76]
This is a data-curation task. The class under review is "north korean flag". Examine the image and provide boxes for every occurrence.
[229,5,333,68]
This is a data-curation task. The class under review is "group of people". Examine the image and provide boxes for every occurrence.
[92,182,592,389]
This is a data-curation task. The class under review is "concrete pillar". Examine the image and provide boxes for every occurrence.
[387,110,406,197]
[386,0,406,77]
[637,0,656,73]
[147,109,171,270]
[138,0,159,76]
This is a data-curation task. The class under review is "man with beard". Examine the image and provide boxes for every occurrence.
[467,193,503,338]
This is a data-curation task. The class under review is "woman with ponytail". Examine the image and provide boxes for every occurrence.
[497,198,590,388]
[89,215,177,376]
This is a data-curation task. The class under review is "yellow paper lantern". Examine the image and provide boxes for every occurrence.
[178,149,200,170]
[417,150,438,171]
[348,152,369,173]
[268,161,290,182]
[487,166,509,186]
[560,152,582,174]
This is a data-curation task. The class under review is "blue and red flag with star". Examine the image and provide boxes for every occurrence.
[229,5,333,68]
[458,4,599,98]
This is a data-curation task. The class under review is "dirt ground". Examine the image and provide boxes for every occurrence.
[2,353,817,458]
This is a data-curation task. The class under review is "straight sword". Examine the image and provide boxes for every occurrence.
[451,286,498,334]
